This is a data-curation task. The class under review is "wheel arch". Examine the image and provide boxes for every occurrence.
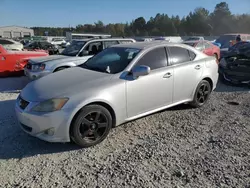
[202,77,213,89]
[69,101,117,136]
[192,77,214,99]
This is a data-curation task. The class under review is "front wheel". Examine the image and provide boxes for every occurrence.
[70,105,112,148]
[190,80,212,108]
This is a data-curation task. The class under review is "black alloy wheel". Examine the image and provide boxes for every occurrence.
[70,105,112,148]
[191,80,211,108]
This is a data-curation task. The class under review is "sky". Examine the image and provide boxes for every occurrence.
[0,0,249,27]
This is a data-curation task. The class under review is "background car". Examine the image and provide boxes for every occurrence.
[24,38,136,80]
[24,41,59,55]
[184,36,204,41]
[50,38,66,46]
[220,41,250,59]
[16,41,218,148]
[219,43,250,85]
[0,38,23,51]
[183,40,220,60]
[215,33,250,50]
[0,45,48,77]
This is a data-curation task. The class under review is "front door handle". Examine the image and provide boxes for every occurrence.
[0,57,5,61]
[163,72,172,78]
[195,65,201,70]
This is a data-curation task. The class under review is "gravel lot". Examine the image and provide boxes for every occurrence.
[0,77,250,188]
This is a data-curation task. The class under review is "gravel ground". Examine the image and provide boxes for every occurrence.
[0,77,250,188]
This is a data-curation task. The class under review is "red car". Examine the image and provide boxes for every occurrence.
[183,40,220,60]
[0,45,48,77]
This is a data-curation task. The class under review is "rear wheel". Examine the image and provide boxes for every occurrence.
[190,80,212,108]
[70,105,112,148]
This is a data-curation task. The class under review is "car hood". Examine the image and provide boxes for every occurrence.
[21,67,113,102]
[28,55,79,64]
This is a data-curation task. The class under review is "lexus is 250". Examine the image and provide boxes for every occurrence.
[15,41,219,147]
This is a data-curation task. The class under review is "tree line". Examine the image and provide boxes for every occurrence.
[32,2,250,37]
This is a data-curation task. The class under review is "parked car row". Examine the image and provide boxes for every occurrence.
[23,41,60,55]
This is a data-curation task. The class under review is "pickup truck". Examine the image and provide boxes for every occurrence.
[0,45,48,77]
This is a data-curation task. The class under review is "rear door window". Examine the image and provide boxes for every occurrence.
[103,41,119,48]
[168,46,191,65]
[119,40,134,44]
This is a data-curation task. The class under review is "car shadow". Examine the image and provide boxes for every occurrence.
[215,80,250,93]
[0,76,30,92]
[0,99,81,160]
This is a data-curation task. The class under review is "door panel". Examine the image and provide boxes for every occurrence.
[167,46,204,103]
[0,54,14,76]
[126,67,173,118]
[173,61,203,102]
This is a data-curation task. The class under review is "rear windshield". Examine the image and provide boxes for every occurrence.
[184,42,196,47]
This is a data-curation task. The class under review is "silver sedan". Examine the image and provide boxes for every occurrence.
[15,41,219,147]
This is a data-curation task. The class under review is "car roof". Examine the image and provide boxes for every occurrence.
[112,40,192,50]
[73,38,135,42]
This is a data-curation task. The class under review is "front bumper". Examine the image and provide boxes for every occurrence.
[15,99,73,143]
[219,66,250,85]
[24,68,52,80]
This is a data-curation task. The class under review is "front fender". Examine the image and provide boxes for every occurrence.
[65,98,116,136]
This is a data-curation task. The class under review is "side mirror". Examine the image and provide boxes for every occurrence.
[79,50,89,57]
[131,65,150,77]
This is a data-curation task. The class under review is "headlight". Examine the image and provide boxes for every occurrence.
[31,98,69,112]
[32,63,46,71]
[219,58,227,67]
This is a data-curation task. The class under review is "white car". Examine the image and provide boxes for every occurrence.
[50,38,66,46]
[24,38,136,80]
[0,38,23,51]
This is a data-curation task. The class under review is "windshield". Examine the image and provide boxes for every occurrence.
[215,35,236,49]
[81,47,141,74]
[61,41,86,56]
[184,42,196,47]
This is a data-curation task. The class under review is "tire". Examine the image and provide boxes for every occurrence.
[190,80,212,108]
[54,67,69,72]
[70,105,112,148]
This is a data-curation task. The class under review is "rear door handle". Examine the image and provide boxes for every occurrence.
[163,72,172,78]
[0,57,5,61]
[195,65,201,70]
